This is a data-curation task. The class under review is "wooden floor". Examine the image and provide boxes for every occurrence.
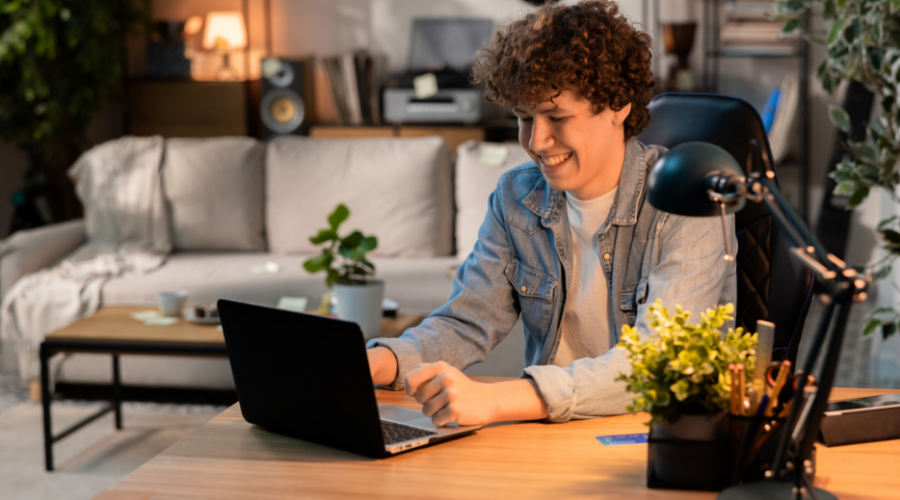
[94,382,900,500]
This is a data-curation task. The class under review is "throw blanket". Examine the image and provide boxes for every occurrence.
[0,136,170,379]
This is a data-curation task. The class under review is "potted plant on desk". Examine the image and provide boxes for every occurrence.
[617,300,757,490]
[303,204,382,339]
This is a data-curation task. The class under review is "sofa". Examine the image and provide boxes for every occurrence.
[0,135,534,389]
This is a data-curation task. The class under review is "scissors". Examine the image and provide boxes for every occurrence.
[765,361,785,387]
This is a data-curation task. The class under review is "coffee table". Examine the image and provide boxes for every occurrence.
[40,306,424,471]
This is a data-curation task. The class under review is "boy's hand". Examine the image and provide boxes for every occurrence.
[404,361,499,426]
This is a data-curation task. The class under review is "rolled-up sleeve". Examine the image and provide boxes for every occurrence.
[523,212,737,422]
[366,184,521,390]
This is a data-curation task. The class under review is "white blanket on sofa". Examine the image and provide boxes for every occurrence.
[0,136,170,379]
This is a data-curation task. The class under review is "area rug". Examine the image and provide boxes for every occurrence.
[0,401,222,500]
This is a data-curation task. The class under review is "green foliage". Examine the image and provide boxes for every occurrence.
[0,0,149,155]
[773,0,900,338]
[303,204,378,287]
[616,300,757,426]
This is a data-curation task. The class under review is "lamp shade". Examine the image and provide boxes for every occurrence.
[647,142,746,216]
[203,12,247,50]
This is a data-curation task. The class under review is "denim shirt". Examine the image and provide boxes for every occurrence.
[368,139,737,422]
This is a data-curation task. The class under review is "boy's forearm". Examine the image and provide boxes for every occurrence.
[488,378,549,422]
[367,346,399,386]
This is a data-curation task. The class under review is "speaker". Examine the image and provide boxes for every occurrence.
[260,57,315,137]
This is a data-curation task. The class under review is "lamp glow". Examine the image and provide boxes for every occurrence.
[202,12,247,51]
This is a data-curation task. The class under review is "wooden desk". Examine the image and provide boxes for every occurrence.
[94,383,900,500]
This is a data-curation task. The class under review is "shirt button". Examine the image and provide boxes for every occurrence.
[603,252,611,260]
[520,286,527,293]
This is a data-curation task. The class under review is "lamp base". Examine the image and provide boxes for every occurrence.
[718,482,837,500]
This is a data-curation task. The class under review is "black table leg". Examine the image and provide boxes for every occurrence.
[41,344,53,472]
[112,354,122,430]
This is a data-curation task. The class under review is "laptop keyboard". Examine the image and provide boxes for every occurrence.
[381,420,438,445]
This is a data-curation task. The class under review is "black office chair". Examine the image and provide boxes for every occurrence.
[639,93,814,365]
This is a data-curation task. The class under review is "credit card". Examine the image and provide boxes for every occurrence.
[596,433,648,446]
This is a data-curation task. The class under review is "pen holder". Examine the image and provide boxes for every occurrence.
[647,413,813,491]
[727,414,787,484]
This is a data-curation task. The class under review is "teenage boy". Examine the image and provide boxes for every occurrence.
[365,0,736,426]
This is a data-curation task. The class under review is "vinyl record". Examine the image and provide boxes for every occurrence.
[261,88,304,134]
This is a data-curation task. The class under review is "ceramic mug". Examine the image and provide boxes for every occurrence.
[157,290,188,317]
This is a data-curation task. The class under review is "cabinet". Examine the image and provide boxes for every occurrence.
[127,81,248,138]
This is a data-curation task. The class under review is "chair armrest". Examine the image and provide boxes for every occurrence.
[0,219,86,301]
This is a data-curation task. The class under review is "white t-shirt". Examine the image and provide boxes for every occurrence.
[554,188,618,368]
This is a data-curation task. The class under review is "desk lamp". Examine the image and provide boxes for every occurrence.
[647,141,868,500]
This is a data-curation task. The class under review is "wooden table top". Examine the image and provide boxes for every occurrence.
[94,381,900,500]
[45,307,422,347]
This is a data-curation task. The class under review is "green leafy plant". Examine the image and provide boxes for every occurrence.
[774,0,900,338]
[616,300,757,425]
[0,0,150,221]
[303,204,378,287]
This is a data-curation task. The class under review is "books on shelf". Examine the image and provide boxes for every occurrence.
[720,1,798,55]
[321,50,388,125]
[723,1,777,20]
[768,73,799,163]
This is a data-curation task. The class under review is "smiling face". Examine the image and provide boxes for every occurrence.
[514,90,632,201]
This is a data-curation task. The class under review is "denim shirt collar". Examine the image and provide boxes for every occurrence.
[522,138,648,227]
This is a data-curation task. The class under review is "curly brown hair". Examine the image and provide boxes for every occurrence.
[471,0,654,138]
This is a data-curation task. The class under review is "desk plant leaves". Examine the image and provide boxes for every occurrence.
[616,300,757,425]
[303,204,378,287]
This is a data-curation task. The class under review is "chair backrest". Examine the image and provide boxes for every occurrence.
[639,93,813,364]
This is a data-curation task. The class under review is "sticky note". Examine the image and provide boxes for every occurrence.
[143,317,179,326]
[413,72,439,99]
[480,145,509,166]
[251,261,280,274]
[277,296,309,313]
[596,433,648,446]
[132,310,161,321]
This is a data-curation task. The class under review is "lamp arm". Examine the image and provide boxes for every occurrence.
[752,175,835,270]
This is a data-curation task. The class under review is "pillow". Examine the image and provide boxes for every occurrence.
[162,137,266,251]
[68,136,170,253]
[266,136,453,257]
[455,141,534,259]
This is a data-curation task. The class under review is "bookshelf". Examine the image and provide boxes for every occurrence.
[701,1,811,221]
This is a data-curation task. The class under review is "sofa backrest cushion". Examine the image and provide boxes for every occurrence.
[266,136,453,257]
[162,137,266,252]
[455,141,534,259]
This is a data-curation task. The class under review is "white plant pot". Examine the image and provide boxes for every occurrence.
[333,281,384,341]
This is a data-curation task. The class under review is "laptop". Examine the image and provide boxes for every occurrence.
[217,299,482,458]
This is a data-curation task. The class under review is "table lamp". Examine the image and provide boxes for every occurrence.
[202,11,247,80]
[647,141,867,500]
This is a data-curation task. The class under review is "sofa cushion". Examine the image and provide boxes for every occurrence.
[265,136,453,257]
[163,137,266,251]
[455,141,534,259]
[101,252,458,315]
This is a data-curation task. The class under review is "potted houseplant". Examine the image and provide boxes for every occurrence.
[303,204,382,339]
[773,0,900,342]
[617,300,757,489]
[0,1,150,224]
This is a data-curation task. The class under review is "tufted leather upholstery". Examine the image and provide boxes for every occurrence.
[639,93,813,364]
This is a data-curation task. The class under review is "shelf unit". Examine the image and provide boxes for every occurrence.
[644,0,810,221]
[702,1,811,221]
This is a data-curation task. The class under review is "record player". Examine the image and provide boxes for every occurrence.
[383,19,492,124]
